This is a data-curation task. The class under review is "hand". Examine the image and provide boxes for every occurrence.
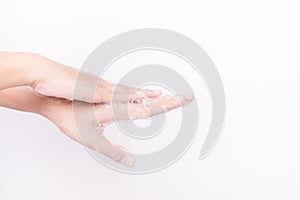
[0,52,194,167]
[37,90,194,167]
[0,52,162,103]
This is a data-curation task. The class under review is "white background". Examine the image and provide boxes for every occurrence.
[1,0,300,199]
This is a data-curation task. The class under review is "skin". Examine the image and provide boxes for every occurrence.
[0,52,194,167]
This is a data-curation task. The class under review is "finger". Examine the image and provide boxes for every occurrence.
[130,88,162,103]
[115,144,130,152]
[108,82,162,97]
[106,94,194,121]
[32,65,161,104]
[72,102,135,167]
[79,132,136,168]
[127,89,162,103]
[132,94,194,119]
[98,82,162,103]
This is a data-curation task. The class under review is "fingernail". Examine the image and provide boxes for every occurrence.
[147,89,161,96]
[184,93,195,101]
[120,153,136,167]
[177,94,194,106]
[153,89,161,95]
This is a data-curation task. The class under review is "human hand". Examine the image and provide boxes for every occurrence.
[29,53,162,103]
[38,91,194,167]
[0,52,162,103]
[0,52,195,167]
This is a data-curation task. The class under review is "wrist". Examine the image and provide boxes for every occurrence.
[0,52,40,89]
[24,53,52,86]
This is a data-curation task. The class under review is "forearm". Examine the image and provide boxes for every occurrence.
[0,52,69,91]
[0,87,47,114]
[0,52,40,90]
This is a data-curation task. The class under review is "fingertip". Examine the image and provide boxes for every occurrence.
[146,89,162,97]
[177,93,195,106]
[114,144,136,167]
[153,89,162,96]
[184,93,195,101]
[120,153,136,168]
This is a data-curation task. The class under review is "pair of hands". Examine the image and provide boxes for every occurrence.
[0,52,194,167]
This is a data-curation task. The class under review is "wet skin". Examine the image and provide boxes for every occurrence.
[0,52,194,167]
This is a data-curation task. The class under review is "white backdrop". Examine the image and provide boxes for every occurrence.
[1,0,300,199]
